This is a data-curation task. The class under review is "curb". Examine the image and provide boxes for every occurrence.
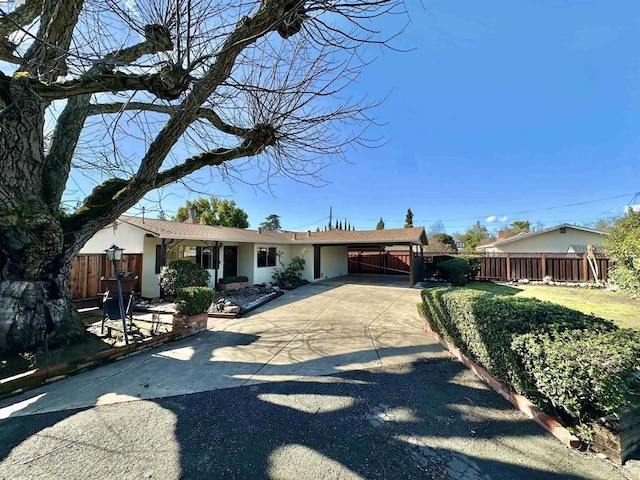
[421,316,581,449]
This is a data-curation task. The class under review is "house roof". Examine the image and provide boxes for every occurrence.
[476,224,608,250]
[119,216,427,246]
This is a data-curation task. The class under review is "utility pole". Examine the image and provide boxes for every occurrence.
[329,206,333,230]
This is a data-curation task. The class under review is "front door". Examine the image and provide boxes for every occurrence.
[224,246,238,278]
[314,246,321,279]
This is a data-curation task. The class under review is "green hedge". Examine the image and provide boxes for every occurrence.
[175,287,215,316]
[513,329,640,419]
[420,287,639,422]
[436,258,467,286]
[218,275,249,284]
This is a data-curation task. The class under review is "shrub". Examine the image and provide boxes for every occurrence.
[459,255,482,281]
[160,260,210,296]
[436,258,467,286]
[419,288,632,422]
[218,276,248,284]
[272,254,306,285]
[175,286,215,316]
[513,329,640,419]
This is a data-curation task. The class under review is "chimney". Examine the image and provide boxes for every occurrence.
[307,231,311,237]
[498,230,505,240]
[292,232,297,240]
[184,207,199,224]
[258,227,262,234]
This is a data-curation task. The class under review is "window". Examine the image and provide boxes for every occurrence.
[258,247,277,267]
[559,227,567,234]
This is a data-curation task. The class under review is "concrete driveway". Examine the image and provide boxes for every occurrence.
[1,275,445,418]
[1,276,637,479]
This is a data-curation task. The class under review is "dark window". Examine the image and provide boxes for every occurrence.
[155,244,162,274]
[257,247,277,267]
[559,227,567,234]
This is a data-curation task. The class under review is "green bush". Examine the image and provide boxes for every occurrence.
[273,255,306,285]
[513,329,640,419]
[436,258,467,286]
[419,287,634,422]
[460,255,482,280]
[218,275,248,284]
[160,260,210,296]
[175,286,215,316]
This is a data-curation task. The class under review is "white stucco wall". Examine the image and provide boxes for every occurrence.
[237,243,254,284]
[494,229,607,253]
[252,243,291,285]
[79,221,146,254]
[319,246,348,280]
[141,236,162,298]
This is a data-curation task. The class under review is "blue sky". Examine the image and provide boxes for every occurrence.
[134,1,640,234]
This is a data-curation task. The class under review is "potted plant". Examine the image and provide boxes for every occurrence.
[172,286,215,334]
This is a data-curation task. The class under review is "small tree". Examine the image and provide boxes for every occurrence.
[459,222,491,252]
[428,233,458,253]
[603,208,640,297]
[376,218,385,230]
[404,209,414,228]
[503,220,531,238]
[173,196,249,228]
[260,214,282,232]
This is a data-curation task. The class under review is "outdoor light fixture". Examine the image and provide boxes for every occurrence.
[105,244,124,262]
[105,244,128,344]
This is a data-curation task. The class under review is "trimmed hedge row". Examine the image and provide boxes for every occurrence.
[218,275,249,284]
[420,287,640,422]
[435,255,482,285]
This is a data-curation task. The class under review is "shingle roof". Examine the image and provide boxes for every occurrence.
[120,216,427,246]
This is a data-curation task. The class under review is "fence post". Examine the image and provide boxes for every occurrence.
[506,254,511,281]
[582,253,589,282]
[541,253,546,279]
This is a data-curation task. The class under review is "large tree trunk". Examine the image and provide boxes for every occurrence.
[0,96,86,355]
[0,275,85,355]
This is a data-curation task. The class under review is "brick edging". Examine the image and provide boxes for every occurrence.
[0,315,208,400]
[421,316,581,449]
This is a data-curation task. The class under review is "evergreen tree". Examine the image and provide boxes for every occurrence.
[260,214,281,232]
[404,208,414,228]
[376,218,385,230]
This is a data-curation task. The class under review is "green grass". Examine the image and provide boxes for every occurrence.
[466,282,640,330]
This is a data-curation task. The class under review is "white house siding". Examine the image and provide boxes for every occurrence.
[320,246,348,279]
[288,245,313,282]
[237,243,254,283]
[142,236,162,298]
[252,243,291,285]
[79,221,145,254]
[493,230,607,253]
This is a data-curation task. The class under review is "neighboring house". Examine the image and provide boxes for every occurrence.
[476,224,608,254]
[79,215,427,298]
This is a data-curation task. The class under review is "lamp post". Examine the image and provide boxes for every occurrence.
[105,244,128,345]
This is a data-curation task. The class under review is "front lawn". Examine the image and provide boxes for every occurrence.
[466,282,640,330]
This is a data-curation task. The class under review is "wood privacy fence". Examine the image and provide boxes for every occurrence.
[348,251,412,275]
[477,253,611,283]
[69,254,143,300]
[349,251,611,283]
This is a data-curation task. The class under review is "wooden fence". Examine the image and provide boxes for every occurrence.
[69,254,143,300]
[348,251,412,275]
[349,251,611,283]
[477,253,611,283]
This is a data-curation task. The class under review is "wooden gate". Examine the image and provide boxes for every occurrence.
[69,254,142,300]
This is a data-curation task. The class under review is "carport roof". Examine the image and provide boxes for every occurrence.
[119,215,427,246]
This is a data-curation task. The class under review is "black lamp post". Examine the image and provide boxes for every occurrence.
[105,244,128,345]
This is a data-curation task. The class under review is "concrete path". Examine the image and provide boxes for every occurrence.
[1,275,637,479]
